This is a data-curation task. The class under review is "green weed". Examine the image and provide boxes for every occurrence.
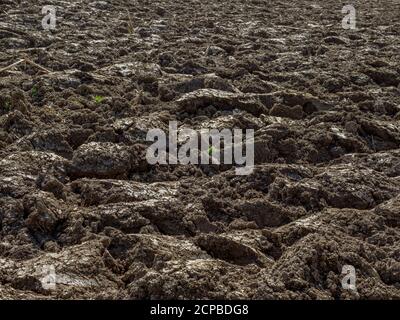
[31,86,38,98]
[93,95,104,104]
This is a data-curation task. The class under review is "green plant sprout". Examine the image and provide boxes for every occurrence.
[126,9,134,34]
[4,99,11,110]
[31,86,38,97]
[94,95,104,104]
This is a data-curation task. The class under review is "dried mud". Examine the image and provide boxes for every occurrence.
[0,0,400,299]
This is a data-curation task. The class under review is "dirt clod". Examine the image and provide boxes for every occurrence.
[0,0,399,300]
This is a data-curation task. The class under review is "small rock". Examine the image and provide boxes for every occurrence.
[324,36,349,45]
[205,45,226,56]
[89,1,110,9]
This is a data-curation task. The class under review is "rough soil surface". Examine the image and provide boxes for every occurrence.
[0,0,400,299]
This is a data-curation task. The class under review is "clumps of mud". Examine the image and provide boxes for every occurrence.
[0,0,399,299]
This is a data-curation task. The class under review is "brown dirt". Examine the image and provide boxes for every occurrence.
[0,0,400,299]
